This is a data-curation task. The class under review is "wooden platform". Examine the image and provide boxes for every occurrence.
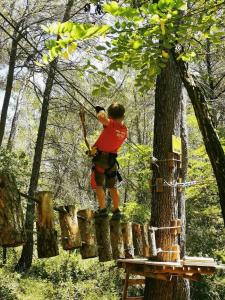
[117,258,223,279]
[118,258,225,300]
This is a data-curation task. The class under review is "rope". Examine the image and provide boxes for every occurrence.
[79,108,91,152]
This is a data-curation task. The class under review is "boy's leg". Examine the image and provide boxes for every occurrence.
[109,187,119,211]
[96,186,106,209]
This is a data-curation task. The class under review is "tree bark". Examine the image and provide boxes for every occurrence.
[15,0,75,271]
[144,56,190,299]
[0,29,19,146]
[175,56,225,226]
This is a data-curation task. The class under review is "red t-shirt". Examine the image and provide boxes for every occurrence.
[94,118,128,153]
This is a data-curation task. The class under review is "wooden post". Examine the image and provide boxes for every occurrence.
[141,223,150,257]
[132,223,143,257]
[110,219,125,259]
[36,191,59,258]
[95,216,113,262]
[0,173,26,247]
[122,272,130,300]
[177,219,181,234]
[121,222,134,258]
[58,206,82,250]
[78,209,98,259]
[149,228,157,257]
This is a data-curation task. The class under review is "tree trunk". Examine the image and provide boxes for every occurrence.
[175,56,225,226]
[15,0,75,271]
[7,79,27,151]
[144,56,190,299]
[0,29,19,146]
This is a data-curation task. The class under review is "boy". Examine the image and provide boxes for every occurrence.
[91,102,128,219]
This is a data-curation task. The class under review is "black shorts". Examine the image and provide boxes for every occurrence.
[93,152,118,188]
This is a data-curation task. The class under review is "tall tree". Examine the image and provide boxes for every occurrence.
[175,55,225,226]
[15,0,75,271]
[0,26,21,146]
[144,54,190,298]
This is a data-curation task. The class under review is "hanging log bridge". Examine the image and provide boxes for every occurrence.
[118,258,225,300]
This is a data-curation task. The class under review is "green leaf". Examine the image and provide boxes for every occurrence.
[103,1,119,14]
[107,76,116,84]
[96,45,107,51]
[109,61,122,70]
[68,42,77,54]
[92,88,101,96]
[42,54,49,64]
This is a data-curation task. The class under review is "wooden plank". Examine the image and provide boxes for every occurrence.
[117,258,182,267]
[127,297,144,300]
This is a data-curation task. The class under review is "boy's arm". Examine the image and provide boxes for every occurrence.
[95,106,110,126]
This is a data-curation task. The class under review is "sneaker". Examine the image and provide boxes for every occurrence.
[111,209,122,220]
[94,208,108,218]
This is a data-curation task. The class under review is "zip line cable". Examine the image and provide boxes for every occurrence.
[0,12,148,157]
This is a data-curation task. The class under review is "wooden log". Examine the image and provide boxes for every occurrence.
[0,173,26,247]
[132,223,143,257]
[149,228,157,257]
[141,223,150,257]
[36,191,59,258]
[122,272,129,300]
[78,209,98,259]
[95,216,113,262]
[177,219,181,234]
[58,206,82,250]
[121,222,134,258]
[110,219,125,259]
